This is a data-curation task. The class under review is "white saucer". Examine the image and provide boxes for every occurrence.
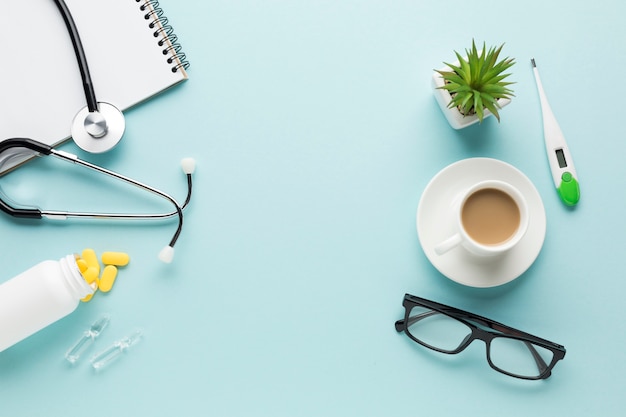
[416,158,546,288]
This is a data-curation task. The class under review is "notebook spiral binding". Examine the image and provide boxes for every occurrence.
[137,0,190,73]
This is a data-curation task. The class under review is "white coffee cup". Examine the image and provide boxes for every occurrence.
[434,180,529,257]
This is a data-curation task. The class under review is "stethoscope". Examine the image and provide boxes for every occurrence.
[0,0,194,263]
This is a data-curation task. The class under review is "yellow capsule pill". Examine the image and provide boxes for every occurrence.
[76,258,89,273]
[80,293,94,302]
[101,251,130,267]
[81,266,99,285]
[81,248,100,275]
[98,265,118,293]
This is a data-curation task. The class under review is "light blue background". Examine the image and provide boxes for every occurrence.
[1,0,624,415]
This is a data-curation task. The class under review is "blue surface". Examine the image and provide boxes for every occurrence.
[1,0,625,415]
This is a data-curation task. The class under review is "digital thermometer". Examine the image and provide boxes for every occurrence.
[531,58,580,206]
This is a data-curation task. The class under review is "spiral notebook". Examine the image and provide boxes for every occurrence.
[0,0,189,173]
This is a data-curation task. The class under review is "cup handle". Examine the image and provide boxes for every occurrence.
[434,233,462,255]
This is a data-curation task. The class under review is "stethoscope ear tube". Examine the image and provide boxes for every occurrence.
[0,200,42,219]
[0,138,48,218]
[0,138,53,156]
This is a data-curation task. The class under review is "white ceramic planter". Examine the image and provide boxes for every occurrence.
[432,64,511,130]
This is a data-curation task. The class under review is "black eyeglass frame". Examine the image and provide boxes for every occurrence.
[394,294,566,380]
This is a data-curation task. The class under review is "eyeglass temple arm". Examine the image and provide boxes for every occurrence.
[524,341,550,376]
[394,310,438,332]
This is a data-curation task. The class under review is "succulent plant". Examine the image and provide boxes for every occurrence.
[435,40,515,123]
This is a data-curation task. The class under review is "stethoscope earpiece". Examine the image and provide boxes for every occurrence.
[181,157,196,174]
[159,246,175,264]
[71,103,125,153]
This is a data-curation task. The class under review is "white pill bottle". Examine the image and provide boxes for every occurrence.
[0,254,95,352]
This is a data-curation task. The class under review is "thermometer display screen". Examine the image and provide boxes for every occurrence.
[555,149,567,168]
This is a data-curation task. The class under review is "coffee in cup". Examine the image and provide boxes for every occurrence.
[435,180,528,257]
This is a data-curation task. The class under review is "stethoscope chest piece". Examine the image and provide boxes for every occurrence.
[71,102,125,153]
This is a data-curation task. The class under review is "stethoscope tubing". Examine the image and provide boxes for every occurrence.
[48,149,188,248]
[0,138,191,249]
[53,0,98,112]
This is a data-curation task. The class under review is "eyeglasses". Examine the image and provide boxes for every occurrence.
[394,294,566,380]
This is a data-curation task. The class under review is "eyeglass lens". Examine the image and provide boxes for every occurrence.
[488,337,553,378]
[406,306,555,379]
[406,306,472,352]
